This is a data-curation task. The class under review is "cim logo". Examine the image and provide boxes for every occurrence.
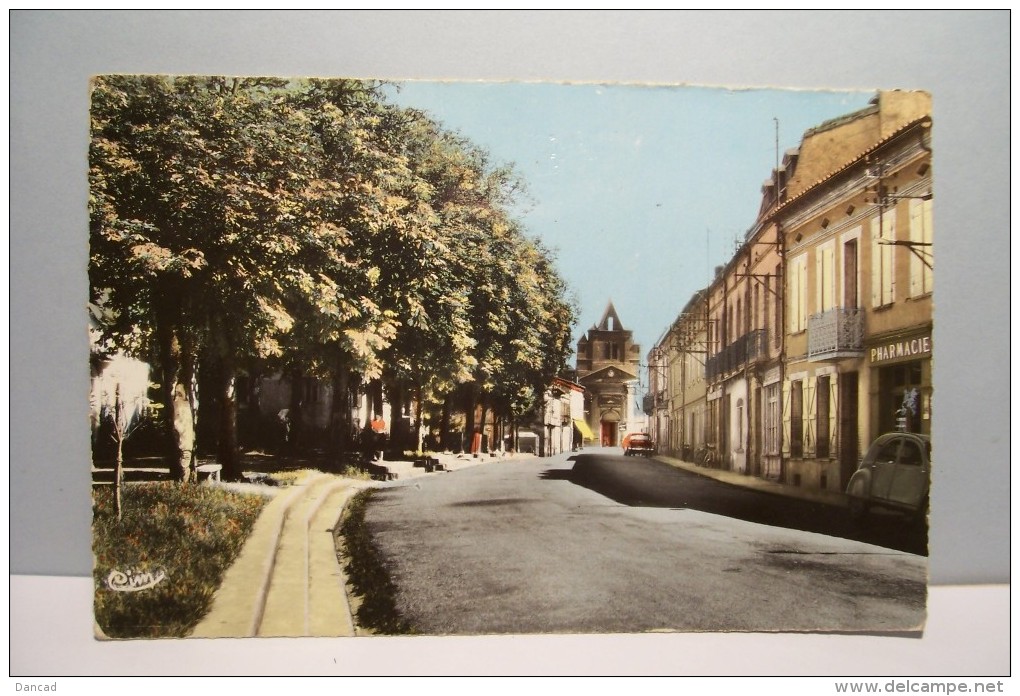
[106,567,167,592]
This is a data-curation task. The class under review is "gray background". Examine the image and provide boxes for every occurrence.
[10,10,1009,585]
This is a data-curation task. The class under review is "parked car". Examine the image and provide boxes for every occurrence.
[846,432,931,522]
[622,432,655,457]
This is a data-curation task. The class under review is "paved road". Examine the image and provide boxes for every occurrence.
[363,450,927,635]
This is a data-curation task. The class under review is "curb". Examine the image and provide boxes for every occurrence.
[653,454,849,508]
[248,472,330,637]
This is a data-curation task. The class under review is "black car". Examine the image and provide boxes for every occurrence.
[846,432,931,522]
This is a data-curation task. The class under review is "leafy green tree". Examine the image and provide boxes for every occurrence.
[90,75,578,475]
[90,76,391,480]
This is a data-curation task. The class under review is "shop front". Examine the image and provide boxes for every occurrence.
[867,328,932,439]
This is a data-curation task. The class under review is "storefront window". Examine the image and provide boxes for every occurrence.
[879,362,924,433]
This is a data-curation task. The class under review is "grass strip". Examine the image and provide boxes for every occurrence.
[92,482,267,638]
[337,489,416,635]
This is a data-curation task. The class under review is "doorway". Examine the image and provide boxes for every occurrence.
[600,420,618,447]
[839,371,860,489]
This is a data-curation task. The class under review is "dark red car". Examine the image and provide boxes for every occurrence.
[623,433,655,457]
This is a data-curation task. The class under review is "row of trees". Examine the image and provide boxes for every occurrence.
[89,76,577,482]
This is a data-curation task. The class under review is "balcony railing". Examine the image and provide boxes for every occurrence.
[807,307,864,360]
[705,329,768,381]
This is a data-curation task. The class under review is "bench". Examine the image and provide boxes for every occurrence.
[196,463,223,482]
[366,462,397,481]
[412,457,445,472]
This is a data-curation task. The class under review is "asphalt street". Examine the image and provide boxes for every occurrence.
[362,450,927,635]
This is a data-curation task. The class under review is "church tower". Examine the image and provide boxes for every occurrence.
[574,302,642,446]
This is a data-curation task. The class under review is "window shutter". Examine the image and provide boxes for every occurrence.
[822,245,834,311]
[781,380,792,457]
[909,200,921,297]
[829,377,839,458]
[923,199,934,293]
[815,249,822,317]
[870,219,881,308]
[882,212,896,304]
[804,378,816,457]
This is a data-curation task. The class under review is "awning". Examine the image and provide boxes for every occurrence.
[573,419,595,440]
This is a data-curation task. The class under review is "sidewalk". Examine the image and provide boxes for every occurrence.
[191,451,531,639]
[653,453,850,508]
[192,472,370,638]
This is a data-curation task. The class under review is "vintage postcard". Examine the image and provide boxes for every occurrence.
[89,76,931,638]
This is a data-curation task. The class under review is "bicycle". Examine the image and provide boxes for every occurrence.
[694,444,716,468]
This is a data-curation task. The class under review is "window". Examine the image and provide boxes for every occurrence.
[773,264,782,347]
[788,253,808,332]
[765,384,780,455]
[817,242,835,313]
[900,441,924,467]
[872,213,895,307]
[816,375,830,458]
[736,398,744,450]
[753,285,760,333]
[909,198,934,296]
[843,237,859,309]
[791,380,804,458]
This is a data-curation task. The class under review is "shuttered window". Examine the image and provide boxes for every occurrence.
[765,383,780,456]
[817,375,830,458]
[817,242,836,313]
[790,380,803,458]
[909,198,934,297]
[871,213,896,307]
[789,253,808,332]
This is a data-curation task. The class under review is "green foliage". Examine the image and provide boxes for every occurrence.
[92,483,267,638]
[89,75,578,461]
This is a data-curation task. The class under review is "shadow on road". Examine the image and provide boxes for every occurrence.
[538,469,574,481]
[561,455,927,556]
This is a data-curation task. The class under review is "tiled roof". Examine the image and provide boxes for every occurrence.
[770,115,932,219]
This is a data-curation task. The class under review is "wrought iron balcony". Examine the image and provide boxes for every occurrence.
[807,307,864,361]
[705,329,768,381]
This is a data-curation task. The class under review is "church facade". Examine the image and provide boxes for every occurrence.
[574,302,644,447]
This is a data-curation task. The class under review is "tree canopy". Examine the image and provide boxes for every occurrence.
[89,75,578,477]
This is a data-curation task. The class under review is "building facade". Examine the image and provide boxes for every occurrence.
[649,289,710,460]
[648,90,933,497]
[575,302,643,446]
[778,97,932,491]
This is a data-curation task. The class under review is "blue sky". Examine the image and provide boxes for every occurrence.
[384,81,874,388]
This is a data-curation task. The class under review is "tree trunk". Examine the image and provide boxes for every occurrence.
[329,367,350,455]
[288,367,305,456]
[439,394,452,451]
[217,359,242,481]
[113,384,124,522]
[413,384,424,453]
[463,384,476,453]
[389,381,407,451]
[479,394,489,453]
[159,324,197,483]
